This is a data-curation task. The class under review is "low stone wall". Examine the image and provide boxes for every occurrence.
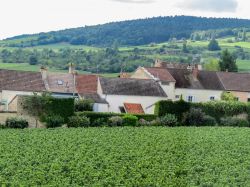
[0,112,45,128]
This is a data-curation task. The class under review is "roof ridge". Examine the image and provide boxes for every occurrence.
[216,72,226,90]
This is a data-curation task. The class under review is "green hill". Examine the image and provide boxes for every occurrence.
[2,16,250,47]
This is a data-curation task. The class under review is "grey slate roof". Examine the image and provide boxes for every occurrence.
[99,77,167,97]
[0,69,45,92]
[80,93,108,104]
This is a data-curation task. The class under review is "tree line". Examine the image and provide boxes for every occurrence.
[4,16,250,47]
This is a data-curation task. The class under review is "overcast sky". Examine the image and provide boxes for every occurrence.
[0,0,249,39]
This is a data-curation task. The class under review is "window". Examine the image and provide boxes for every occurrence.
[57,80,64,85]
[187,96,194,102]
[119,106,126,113]
[248,98,250,102]
[236,97,239,101]
[210,96,215,101]
[175,95,180,99]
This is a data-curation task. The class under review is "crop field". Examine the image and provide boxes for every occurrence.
[0,127,250,186]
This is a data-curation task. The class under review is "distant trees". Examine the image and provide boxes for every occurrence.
[29,55,38,65]
[204,59,220,71]
[219,49,238,72]
[5,16,250,47]
[208,39,221,51]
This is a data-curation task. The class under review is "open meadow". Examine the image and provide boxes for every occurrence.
[0,127,249,186]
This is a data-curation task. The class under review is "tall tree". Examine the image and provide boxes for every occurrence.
[208,39,221,51]
[219,49,238,72]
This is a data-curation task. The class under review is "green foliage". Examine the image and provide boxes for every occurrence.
[108,116,123,127]
[220,117,249,127]
[159,114,178,127]
[74,99,94,112]
[77,112,156,126]
[5,117,29,129]
[67,116,90,128]
[29,55,38,65]
[45,115,64,128]
[219,49,238,72]
[221,92,237,101]
[208,39,221,51]
[122,115,138,126]
[22,94,74,123]
[183,108,207,126]
[5,16,250,47]
[203,115,218,126]
[155,100,191,120]
[0,128,250,185]
[204,58,220,71]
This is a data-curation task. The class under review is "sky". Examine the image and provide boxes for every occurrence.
[0,0,249,39]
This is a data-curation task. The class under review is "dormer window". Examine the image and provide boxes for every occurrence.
[57,80,64,85]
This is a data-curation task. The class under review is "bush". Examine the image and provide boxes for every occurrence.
[91,118,107,127]
[160,114,178,127]
[203,115,218,126]
[45,115,64,128]
[155,100,191,120]
[122,115,138,126]
[138,119,150,126]
[220,117,249,127]
[75,99,94,112]
[5,117,29,129]
[183,108,206,126]
[67,116,90,128]
[108,116,123,127]
[77,112,157,124]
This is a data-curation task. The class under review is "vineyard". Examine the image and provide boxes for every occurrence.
[0,127,250,186]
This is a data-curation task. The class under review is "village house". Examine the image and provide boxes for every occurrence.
[96,77,168,114]
[131,61,250,103]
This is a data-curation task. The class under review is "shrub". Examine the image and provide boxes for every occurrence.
[45,115,64,128]
[75,99,94,112]
[122,115,138,126]
[67,116,90,128]
[77,112,157,124]
[183,108,206,126]
[5,117,29,129]
[108,116,123,127]
[91,118,107,127]
[149,118,161,126]
[220,117,249,127]
[155,100,191,120]
[203,115,218,126]
[160,114,178,127]
[138,119,150,126]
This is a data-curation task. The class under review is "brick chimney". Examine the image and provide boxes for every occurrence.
[192,64,199,80]
[69,63,75,74]
[40,66,48,80]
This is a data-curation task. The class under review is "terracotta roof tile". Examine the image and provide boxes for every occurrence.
[76,75,98,94]
[124,103,144,114]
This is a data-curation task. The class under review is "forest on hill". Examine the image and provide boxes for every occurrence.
[3,16,250,47]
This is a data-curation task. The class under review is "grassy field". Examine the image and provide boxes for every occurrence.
[0,127,249,186]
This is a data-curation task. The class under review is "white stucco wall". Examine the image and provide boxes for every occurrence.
[93,103,109,113]
[175,89,223,103]
[160,82,175,101]
[100,94,168,114]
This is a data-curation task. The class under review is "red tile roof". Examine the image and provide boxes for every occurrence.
[124,103,145,114]
[76,75,98,94]
[145,67,176,83]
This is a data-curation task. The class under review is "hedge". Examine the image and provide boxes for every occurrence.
[155,100,250,122]
[45,98,74,122]
[76,111,157,124]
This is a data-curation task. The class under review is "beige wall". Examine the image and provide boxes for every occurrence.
[175,88,223,103]
[231,91,249,102]
[131,67,153,80]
